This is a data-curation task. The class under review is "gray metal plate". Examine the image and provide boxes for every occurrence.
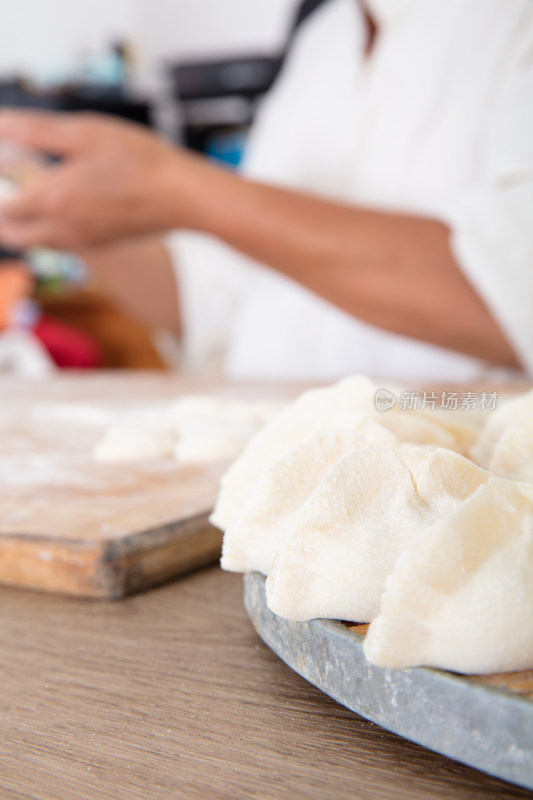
[244,571,533,791]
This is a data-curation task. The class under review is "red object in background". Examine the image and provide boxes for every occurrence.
[33,314,103,369]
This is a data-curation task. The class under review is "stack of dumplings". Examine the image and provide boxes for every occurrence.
[93,395,285,464]
[212,376,533,675]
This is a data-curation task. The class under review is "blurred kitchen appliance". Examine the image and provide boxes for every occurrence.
[171,0,331,163]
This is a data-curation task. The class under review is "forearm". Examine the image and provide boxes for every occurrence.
[175,161,519,368]
[79,237,181,336]
[0,110,520,368]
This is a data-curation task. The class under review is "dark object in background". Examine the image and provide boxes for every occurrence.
[0,79,152,129]
[0,0,330,165]
[174,56,282,105]
[0,35,150,127]
[174,0,331,102]
[172,0,331,163]
[0,246,25,263]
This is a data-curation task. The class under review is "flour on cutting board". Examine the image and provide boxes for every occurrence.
[0,401,173,492]
[0,389,232,541]
[0,392,285,495]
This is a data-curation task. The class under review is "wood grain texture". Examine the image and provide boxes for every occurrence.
[0,566,530,800]
[0,373,295,598]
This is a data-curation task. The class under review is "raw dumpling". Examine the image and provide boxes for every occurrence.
[364,478,533,674]
[211,376,379,531]
[221,425,395,575]
[93,394,284,464]
[93,421,176,462]
[212,375,475,532]
[379,407,478,454]
[171,395,284,463]
[470,390,533,483]
[173,415,260,463]
[265,445,490,623]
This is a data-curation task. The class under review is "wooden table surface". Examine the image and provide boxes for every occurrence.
[1,566,531,800]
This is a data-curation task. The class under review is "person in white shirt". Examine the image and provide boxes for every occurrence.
[0,0,531,383]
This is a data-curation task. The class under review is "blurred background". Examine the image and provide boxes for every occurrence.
[0,0,301,374]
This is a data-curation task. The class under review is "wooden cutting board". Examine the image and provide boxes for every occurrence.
[0,373,293,599]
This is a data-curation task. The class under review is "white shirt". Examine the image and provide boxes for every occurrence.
[168,0,533,382]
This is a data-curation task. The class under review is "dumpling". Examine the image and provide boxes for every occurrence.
[173,413,260,463]
[471,390,533,483]
[171,395,284,463]
[221,426,394,575]
[265,446,490,623]
[93,421,176,462]
[364,478,533,674]
[92,394,284,465]
[379,407,478,454]
[212,375,476,533]
[211,376,379,531]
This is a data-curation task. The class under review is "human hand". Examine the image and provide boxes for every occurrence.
[0,110,200,250]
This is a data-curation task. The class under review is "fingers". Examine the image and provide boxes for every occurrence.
[0,110,91,156]
[0,217,60,249]
[0,182,48,221]
[0,182,72,247]
[0,166,73,247]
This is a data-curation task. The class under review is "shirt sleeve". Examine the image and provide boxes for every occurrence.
[447,15,533,374]
[166,0,364,374]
